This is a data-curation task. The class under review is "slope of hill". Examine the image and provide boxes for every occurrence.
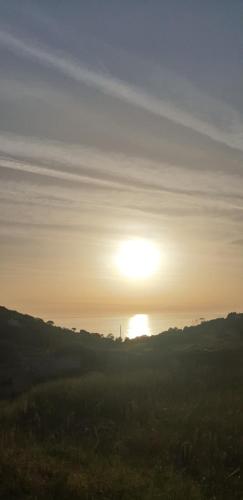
[1,305,243,398]
[0,305,117,398]
[0,306,243,499]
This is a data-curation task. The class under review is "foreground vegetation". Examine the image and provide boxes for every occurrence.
[0,307,243,499]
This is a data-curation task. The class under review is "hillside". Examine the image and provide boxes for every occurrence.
[0,305,243,399]
[0,306,243,499]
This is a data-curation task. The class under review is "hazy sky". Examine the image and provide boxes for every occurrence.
[0,1,243,321]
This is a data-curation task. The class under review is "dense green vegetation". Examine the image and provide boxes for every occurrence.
[0,306,243,499]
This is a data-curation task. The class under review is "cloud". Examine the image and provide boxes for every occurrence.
[0,155,199,198]
[127,203,243,223]
[0,217,151,240]
[0,157,122,190]
[0,132,242,206]
[0,28,243,152]
[231,239,243,246]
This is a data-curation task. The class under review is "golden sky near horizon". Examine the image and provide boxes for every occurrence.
[0,1,243,322]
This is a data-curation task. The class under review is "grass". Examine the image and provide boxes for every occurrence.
[0,308,243,498]
[0,365,242,499]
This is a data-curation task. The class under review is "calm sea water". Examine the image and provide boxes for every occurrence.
[48,312,226,339]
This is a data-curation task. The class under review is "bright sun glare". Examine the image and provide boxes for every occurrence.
[127,314,151,339]
[115,238,160,279]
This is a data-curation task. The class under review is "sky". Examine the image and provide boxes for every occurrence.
[0,1,243,325]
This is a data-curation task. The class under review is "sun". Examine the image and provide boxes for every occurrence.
[115,238,160,279]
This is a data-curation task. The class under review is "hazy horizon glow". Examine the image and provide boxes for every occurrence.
[0,1,243,326]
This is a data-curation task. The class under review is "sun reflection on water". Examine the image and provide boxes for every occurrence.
[127,314,151,339]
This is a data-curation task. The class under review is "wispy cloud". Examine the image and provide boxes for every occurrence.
[0,218,119,235]
[0,28,242,153]
[0,158,123,190]
[1,131,242,203]
[231,239,243,246]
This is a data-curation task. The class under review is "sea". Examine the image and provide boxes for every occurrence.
[47,311,226,340]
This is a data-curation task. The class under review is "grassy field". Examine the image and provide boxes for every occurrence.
[0,308,243,499]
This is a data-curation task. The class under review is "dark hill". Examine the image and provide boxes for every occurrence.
[0,306,243,499]
[0,305,243,398]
